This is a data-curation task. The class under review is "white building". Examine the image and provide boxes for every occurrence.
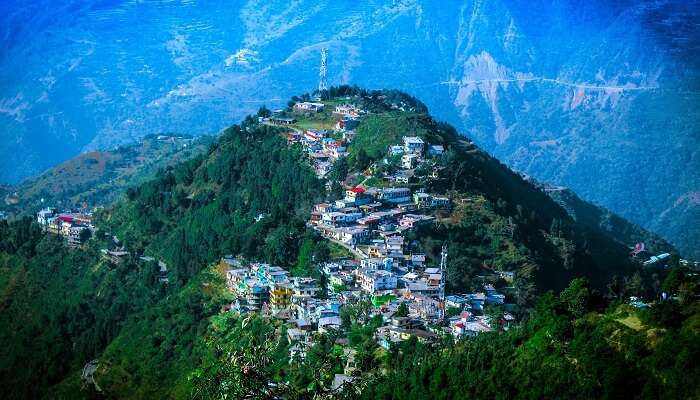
[294,102,325,112]
[401,153,418,169]
[402,136,425,155]
[357,269,398,293]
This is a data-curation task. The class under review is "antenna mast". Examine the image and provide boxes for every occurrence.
[318,48,328,93]
[438,243,448,320]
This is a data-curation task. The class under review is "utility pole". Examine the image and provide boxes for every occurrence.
[318,48,328,94]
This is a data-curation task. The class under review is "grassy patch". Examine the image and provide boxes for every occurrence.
[616,314,644,331]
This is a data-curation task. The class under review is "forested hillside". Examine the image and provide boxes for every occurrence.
[1,135,214,216]
[0,88,693,399]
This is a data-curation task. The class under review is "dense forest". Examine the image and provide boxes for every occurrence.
[0,87,695,399]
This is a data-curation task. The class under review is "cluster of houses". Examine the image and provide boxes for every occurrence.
[310,185,448,250]
[36,207,94,246]
[221,250,513,359]
[285,103,364,178]
[383,136,444,182]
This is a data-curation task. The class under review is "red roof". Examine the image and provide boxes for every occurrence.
[58,215,74,223]
[349,187,366,193]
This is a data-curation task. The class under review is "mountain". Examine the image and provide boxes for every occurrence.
[540,183,674,254]
[0,89,683,399]
[1,0,697,258]
[0,135,214,216]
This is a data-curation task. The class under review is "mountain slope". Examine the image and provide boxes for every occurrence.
[0,88,678,399]
[1,135,213,215]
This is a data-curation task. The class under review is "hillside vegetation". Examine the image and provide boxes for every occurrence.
[0,88,694,399]
[1,135,213,215]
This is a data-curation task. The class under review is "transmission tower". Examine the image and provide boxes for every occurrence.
[317,48,328,93]
[438,243,448,321]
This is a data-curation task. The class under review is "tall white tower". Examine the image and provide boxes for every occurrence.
[318,48,328,93]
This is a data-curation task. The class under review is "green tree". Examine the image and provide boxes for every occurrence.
[394,303,409,317]
[560,277,590,318]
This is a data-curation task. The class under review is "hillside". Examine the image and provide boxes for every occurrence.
[541,184,675,253]
[1,135,214,215]
[0,88,691,399]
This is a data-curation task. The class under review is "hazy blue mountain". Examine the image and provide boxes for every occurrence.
[0,0,698,256]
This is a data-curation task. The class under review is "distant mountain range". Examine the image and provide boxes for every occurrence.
[1,0,697,257]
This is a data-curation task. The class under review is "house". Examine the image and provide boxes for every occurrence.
[292,277,320,298]
[413,192,432,208]
[321,211,362,226]
[67,224,89,246]
[402,136,425,155]
[430,196,450,209]
[334,104,359,116]
[643,253,671,266]
[445,295,469,310]
[342,130,356,142]
[270,282,293,310]
[287,131,302,144]
[385,235,404,257]
[410,253,426,268]
[269,116,296,125]
[101,249,129,264]
[37,207,56,225]
[304,129,326,142]
[399,214,435,229]
[379,187,411,204]
[294,102,325,112]
[388,145,404,157]
[376,325,438,349]
[401,153,418,169]
[451,312,492,338]
[357,269,398,293]
[314,161,332,177]
[329,145,348,160]
[344,187,373,206]
[338,226,369,245]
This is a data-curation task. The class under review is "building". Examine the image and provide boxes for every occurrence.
[357,269,398,293]
[37,207,56,225]
[321,211,362,226]
[399,214,435,229]
[304,129,327,142]
[270,282,293,310]
[334,104,359,116]
[344,187,372,206]
[269,116,296,125]
[388,145,404,156]
[67,224,89,246]
[294,102,325,112]
[402,136,425,155]
[401,153,418,169]
[451,312,492,338]
[101,249,129,264]
[292,277,320,298]
[379,187,411,204]
[243,279,270,311]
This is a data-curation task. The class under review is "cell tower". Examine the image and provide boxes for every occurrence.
[438,243,448,321]
[317,48,328,93]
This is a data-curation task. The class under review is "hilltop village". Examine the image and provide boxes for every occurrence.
[29,91,696,393]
